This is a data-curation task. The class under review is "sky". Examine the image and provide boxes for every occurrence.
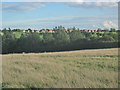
[1,1,119,30]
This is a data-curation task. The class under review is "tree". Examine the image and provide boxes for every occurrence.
[2,31,16,53]
[104,28,109,32]
[43,33,55,43]
[57,25,65,30]
[110,28,116,32]
[107,32,118,41]
[8,27,11,31]
[53,26,58,31]
[101,35,115,42]
[1,26,118,54]
[2,28,7,33]
[97,28,101,32]
[90,33,98,40]
[72,27,76,30]
[54,30,70,44]
[2,30,14,40]
[28,28,32,32]
[16,33,41,52]
[70,31,85,41]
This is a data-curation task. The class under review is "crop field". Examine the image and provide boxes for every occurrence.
[2,48,119,88]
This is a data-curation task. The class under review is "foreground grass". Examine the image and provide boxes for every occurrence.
[2,48,118,88]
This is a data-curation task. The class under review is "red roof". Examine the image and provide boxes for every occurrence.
[48,29,53,31]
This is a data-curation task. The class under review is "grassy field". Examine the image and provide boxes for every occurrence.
[2,48,118,88]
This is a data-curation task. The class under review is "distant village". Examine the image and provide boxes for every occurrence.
[23,29,102,33]
[20,28,119,33]
[0,27,119,33]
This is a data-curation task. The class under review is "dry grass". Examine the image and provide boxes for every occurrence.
[2,48,118,88]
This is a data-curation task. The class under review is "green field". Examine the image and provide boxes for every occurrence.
[2,48,118,88]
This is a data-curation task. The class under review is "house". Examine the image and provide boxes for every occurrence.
[35,30,40,33]
[68,29,73,32]
[53,30,57,32]
[28,29,31,32]
[40,29,46,33]
[32,30,34,33]
[34,30,39,33]
[101,30,105,32]
[91,30,95,32]
[64,29,68,32]
[23,30,26,32]
[25,30,28,32]
[88,30,91,32]
[83,30,88,32]
[48,29,53,33]
[25,29,32,32]
[25,29,32,33]
[94,30,98,32]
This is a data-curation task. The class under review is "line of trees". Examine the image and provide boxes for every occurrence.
[0,26,119,54]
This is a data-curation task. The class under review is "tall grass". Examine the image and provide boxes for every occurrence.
[2,48,118,88]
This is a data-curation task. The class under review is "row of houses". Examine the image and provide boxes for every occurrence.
[82,30,103,32]
[23,29,54,33]
[23,29,119,33]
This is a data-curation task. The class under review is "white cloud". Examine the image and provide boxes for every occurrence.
[63,0,118,8]
[96,0,118,2]
[104,20,118,28]
[2,0,118,13]
[92,24,101,28]
[2,2,47,12]
[104,21,112,28]
[109,21,118,28]
[3,16,118,29]
[2,0,119,2]
[66,2,118,8]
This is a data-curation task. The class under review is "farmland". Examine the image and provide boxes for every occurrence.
[2,48,118,88]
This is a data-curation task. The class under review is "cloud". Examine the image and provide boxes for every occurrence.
[2,0,118,13]
[66,2,118,8]
[109,21,118,28]
[2,0,119,2]
[96,0,118,2]
[104,21,112,28]
[2,2,47,12]
[3,16,118,29]
[65,0,118,8]
[92,24,101,28]
[104,20,118,28]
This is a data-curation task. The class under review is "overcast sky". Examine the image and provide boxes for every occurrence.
[2,1,118,30]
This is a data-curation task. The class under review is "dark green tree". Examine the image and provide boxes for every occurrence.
[110,28,116,32]
[43,33,55,43]
[54,30,70,44]
[69,31,85,41]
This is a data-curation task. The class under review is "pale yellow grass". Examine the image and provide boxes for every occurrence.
[2,48,118,88]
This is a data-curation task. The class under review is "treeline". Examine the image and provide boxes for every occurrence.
[0,26,119,54]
